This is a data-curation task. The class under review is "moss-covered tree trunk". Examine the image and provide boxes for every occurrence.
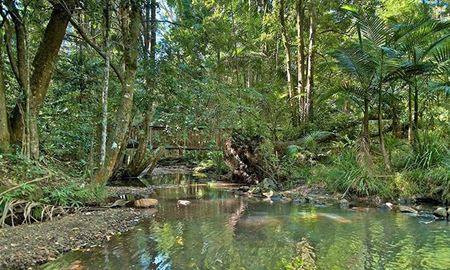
[7,1,75,159]
[123,0,157,178]
[0,31,10,153]
[94,1,141,184]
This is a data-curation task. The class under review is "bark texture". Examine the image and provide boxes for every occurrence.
[8,1,76,159]
[0,33,10,153]
[304,1,316,122]
[224,133,264,184]
[296,0,306,123]
[94,1,141,184]
[279,0,296,125]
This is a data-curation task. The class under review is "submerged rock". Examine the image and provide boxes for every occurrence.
[339,199,349,209]
[67,260,83,270]
[351,207,371,212]
[433,207,448,219]
[295,238,316,270]
[133,198,158,208]
[417,211,435,220]
[398,205,418,214]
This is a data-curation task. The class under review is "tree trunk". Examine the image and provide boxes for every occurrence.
[8,1,75,157]
[378,53,390,171]
[413,76,419,142]
[100,0,111,165]
[0,32,10,153]
[304,2,316,122]
[279,0,296,126]
[296,0,306,123]
[94,1,141,184]
[408,84,413,143]
[362,97,370,143]
[391,87,401,138]
[122,0,158,178]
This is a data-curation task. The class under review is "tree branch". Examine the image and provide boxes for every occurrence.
[2,21,21,87]
[69,17,124,85]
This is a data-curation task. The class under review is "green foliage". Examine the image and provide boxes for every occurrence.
[206,151,228,174]
[406,131,449,169]
[1,0,449,205]
[388,131,450,201]
[0,154,108,208]
[280,256,304,270]
[320,149,391,197]
[42,185,109,207]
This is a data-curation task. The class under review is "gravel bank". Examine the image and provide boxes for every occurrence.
[0,208,157,270]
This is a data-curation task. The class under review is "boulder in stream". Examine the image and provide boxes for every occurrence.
[133,198,158,208]
[379,202,394,211]
[433,207,448,219]
[398,205,418,214]
[177,200,191,206]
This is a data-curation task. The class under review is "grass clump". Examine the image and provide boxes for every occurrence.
[394,131,450,202]
[319,149,391,197]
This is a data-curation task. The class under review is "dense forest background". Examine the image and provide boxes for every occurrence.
[0,0,449,208]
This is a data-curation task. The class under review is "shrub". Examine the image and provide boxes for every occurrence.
[322,149,391,197]
[406,131,448,169]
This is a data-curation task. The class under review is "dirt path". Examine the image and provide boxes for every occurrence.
[0,208,157,270]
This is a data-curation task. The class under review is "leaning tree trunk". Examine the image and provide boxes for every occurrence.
[94,1,141,185]
[122,0,158,178]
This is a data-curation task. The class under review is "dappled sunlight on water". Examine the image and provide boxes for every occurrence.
[42,176,450,270]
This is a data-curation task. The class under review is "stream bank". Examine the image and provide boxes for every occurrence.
[0,207,157,270]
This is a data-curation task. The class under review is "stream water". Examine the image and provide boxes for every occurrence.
[42,174,450,270]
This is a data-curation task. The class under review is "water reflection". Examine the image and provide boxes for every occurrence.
[42,180,450,270]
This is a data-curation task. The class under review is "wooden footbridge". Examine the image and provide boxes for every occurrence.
[128,125,229,154]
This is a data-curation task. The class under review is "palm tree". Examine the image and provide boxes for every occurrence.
[336,5,450,170]
[390,17,450,143]
[335,6,396,170]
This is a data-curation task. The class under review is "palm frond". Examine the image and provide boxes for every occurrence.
[432,45,450,75]
[333,46,376,82]
[359,14,393,47]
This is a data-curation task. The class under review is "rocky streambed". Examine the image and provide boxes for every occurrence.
[231,184,450,221]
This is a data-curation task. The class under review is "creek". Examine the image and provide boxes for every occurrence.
[41,174,450,270]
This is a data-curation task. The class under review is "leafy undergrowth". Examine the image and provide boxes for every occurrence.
[0,154,109,227]
[251,130,449,203]
[309,131,449,202]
